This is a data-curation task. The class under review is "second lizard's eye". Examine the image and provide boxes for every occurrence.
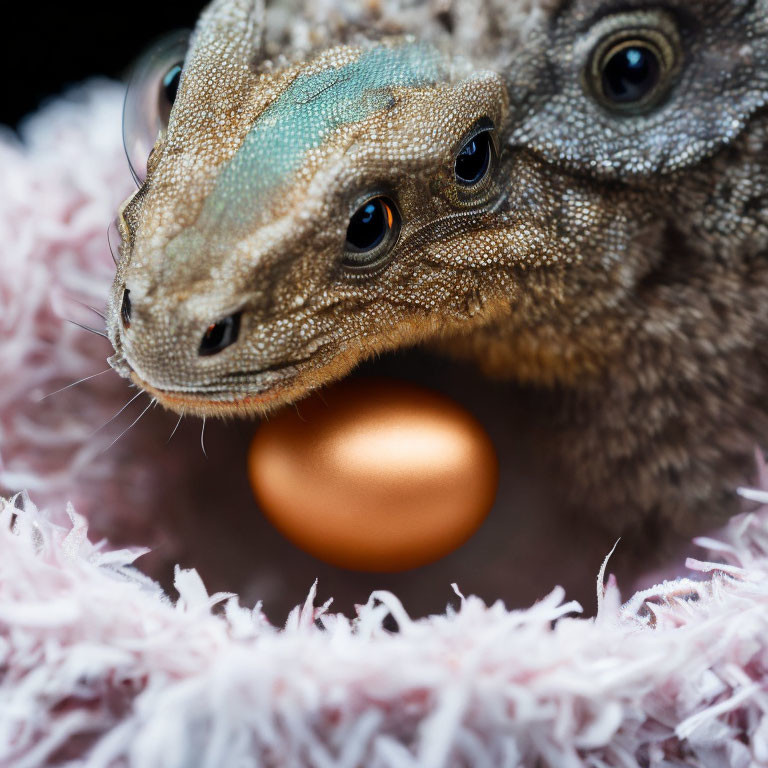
[601,43,660,104]
[342,196,401,274]
[584,13,682,115]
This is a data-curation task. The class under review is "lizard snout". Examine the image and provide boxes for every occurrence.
[110,279,250,388]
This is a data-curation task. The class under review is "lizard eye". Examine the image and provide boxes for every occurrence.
[158,63,183,125]
[342,196,401,273]
[601,43,660,105]
[451,119,498,205]
[585,15,682,115]
[123,30,190,186]
[455,129,493,186]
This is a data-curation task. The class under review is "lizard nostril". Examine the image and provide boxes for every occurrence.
[199,312,242,357]
[121,290,132,329]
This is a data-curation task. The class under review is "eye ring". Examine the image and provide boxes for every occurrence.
[342,196,401,274]
[585,15,682,115]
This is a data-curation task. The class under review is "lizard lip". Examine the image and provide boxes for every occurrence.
[130,372,292,415]
[128,364,302,415]
[120,345,323,416]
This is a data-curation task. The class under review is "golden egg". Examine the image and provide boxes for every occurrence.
[248,378,498,572]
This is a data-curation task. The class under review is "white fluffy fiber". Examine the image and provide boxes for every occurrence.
[4,485,768,767]
[3,82,768,768]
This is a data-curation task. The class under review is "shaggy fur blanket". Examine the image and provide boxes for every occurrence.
[2,83,768,768]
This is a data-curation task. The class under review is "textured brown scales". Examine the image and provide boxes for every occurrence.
[107,0,768,538]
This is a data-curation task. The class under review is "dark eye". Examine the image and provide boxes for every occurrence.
[601,42,660,104]
[199,312,241,357]
[122,31,189,186]
[455,130,493,186]
[158,63,183,124]
[342,197,400,272]
[586,18,681,115]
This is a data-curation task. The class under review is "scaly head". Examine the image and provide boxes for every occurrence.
[107,0,509,415]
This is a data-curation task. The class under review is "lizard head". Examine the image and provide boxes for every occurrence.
[107,0,510,415]
[108,0,768,416]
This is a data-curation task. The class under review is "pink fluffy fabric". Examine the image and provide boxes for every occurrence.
[3,82,768,767]
[0,82,165,530]
[0,83,219,565]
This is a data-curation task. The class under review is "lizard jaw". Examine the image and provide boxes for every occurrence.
[129,372,306,418]
[126,338,370,418]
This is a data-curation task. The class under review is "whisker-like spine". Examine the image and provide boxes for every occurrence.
[107,220,120,265]
[74,300,107,322]
[39,368,113,401]
[168,410,186,444]
[90,390,144,436]
[66,319,110,340]
[102,396,155,454]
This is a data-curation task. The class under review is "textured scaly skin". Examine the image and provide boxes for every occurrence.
[107,0,768,535]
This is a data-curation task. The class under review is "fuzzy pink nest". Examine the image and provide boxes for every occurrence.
[2,82,768,768]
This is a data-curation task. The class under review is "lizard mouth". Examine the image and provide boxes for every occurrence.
[129,369,308,417]
[122,335,359,417]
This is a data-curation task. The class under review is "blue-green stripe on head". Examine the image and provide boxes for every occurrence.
[198,41,446,236]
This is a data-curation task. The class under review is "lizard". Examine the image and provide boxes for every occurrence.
[106,0,768,540]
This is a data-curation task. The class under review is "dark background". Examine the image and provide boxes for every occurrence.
[1,1,208,128]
